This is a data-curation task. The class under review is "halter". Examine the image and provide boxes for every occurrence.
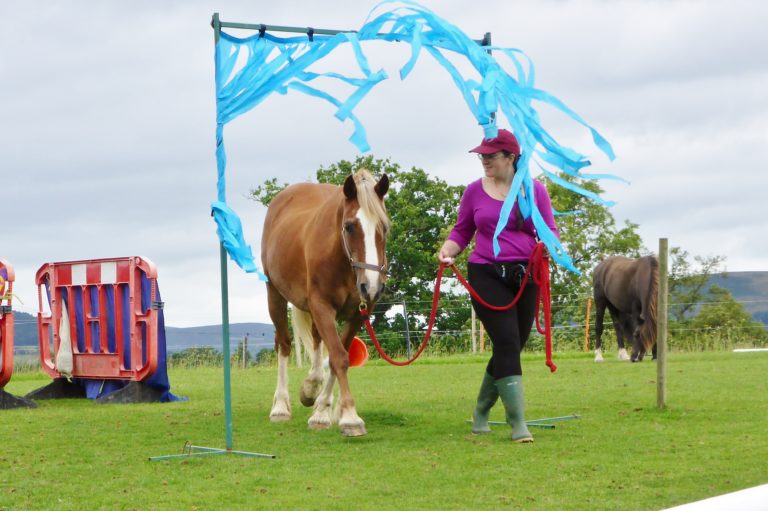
[341,227,387,274]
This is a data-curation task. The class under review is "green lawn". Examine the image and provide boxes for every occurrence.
[1,351,766,510]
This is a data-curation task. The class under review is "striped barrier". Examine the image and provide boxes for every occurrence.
[0,259,15,388]
[36,256,161,381]
[0,259,36,409]
[30,256,182,403]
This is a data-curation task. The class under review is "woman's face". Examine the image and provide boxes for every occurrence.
[478,152,515,179]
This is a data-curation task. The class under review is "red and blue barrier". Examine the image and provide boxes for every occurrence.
[34,256,182,402]
[1,259,36,409]
[0,259,15,389]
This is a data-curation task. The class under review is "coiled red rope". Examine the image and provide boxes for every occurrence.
[360,242,556,372]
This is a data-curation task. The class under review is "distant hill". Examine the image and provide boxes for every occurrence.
[8,311,274,354]
[708,271,768,325]
[164,323,274,353]
[9,311,37,347]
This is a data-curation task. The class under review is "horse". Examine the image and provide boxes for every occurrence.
[261,169,389,437]
[592,255,658,363]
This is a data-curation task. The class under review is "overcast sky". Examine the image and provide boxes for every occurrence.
[2,0,766,327]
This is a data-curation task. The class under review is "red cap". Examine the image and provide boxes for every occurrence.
[469,129,521,156]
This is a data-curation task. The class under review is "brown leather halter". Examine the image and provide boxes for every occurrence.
[341,227,387,274]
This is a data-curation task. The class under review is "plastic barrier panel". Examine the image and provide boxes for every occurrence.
[0,259,14,388]
[36,257,160,381]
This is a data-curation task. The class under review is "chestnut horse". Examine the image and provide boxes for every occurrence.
[261,169,389,437]
[593,255,658,362]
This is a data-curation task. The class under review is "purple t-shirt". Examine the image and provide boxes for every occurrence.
[447,178,559,264]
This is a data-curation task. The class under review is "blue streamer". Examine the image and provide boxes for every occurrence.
[212,0,619,274]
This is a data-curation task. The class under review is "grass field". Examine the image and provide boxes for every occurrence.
[1,351,767,510]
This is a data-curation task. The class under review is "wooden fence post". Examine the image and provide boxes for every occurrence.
[471,307,477,353]
[657,238,669,409]
[584,297,592,352]
[242,334,248,369]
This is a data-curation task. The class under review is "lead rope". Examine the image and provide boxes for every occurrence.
[360,242,556,371]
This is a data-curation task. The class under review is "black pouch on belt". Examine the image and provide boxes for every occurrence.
[492,262,529,288]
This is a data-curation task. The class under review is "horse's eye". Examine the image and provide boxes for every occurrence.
[344,222,354,233]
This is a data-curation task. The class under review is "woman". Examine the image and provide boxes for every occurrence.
[438,129,559,443]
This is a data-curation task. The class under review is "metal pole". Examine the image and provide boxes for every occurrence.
[242,334,248,369]
[403,301,412,359]
[481,32,496,127]
[584,297,592,352]
[657,238,668,409]
[153,11,495,462]
[151,14,275,461]
[220,243,234,450]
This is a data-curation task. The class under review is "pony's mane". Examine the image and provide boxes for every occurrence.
[640,256,659,352]
[353,168,390,235]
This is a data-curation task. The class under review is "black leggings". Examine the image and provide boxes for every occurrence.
[468,262,539,378]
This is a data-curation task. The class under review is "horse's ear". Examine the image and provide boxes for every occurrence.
[343,175,357,200]
[375,174,389,199]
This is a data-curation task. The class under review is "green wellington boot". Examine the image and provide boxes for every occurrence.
[495,375,534,443]
[471,371,498,434]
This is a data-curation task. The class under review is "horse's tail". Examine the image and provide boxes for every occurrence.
[291,306,316,357]
[640,257,659,353]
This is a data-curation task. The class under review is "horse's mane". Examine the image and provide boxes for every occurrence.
[640,256,659,352]
[353,168,390,236]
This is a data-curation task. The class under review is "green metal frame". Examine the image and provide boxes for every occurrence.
[151,12,493,461]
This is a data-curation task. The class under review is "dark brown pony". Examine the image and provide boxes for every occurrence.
[592,255,658,362]
[261,169,389,437]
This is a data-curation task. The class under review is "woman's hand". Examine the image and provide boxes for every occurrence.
[438,240,460,265]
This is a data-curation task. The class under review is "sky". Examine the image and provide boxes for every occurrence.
[2,0,767,328]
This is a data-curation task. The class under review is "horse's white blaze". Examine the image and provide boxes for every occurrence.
[270,353,291,419]
[356,208,382,294]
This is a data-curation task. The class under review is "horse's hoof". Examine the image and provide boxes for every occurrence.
[308,417,332,430]
[300,395,316,407]
[300,379,323,407]
[340,423,367,437]
[269,412,291,423]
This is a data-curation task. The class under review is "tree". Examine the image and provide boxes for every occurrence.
[251,155,470,355]
[251,161,651,353]
[668,247,726,322]
[665,250,767,348]
[691,286,766,335]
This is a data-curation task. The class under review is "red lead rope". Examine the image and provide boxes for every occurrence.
[360,242,557,372]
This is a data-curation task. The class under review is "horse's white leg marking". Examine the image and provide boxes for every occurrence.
[301,338,326,406]
[594,348,604,362]
[338,400,365,436]
[308,371,336,430]
[356,208,382,296]
[618,348,630,361]
[292,308,324,407]
[270,353,291,421]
